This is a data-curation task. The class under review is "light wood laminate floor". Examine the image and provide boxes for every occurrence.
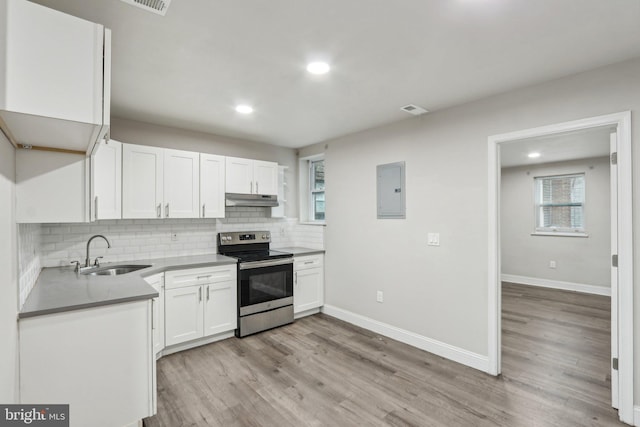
[145,283,624,426]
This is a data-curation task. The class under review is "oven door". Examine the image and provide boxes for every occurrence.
[238,258,293,316]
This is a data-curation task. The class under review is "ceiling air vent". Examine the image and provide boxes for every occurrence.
[121,0,172,16]
[400,104,429,116]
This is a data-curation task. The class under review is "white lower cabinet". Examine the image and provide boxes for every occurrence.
[19,301,155,427]
[164,265,237,347]
[294,254,324,315]
[144,273,165,357]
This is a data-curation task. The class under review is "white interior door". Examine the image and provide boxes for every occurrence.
[610,131,618,409]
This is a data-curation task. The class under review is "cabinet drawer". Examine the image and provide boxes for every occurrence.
[165,265,236,290]
[295,255,324,270]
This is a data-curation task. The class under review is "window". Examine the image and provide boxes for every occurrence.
[534,173,585,233]
[310,159,325,221]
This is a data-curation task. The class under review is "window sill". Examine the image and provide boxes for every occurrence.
[299,221,326,226]
[531,231,589,238]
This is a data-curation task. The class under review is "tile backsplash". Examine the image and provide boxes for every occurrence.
[18,224,41,308]
[17,207,324,308]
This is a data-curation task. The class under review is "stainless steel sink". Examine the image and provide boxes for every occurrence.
[80,264,152,276]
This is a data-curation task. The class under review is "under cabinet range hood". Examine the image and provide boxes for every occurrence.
[225,193,279,207]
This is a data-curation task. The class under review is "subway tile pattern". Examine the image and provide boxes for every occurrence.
[18,207,325,306]
[18,224,41,308]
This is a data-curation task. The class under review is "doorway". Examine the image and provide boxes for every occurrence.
[487,111,633,424]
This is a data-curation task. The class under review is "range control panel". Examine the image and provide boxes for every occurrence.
[218,231,271,245]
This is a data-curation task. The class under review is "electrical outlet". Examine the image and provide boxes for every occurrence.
[427,233,440,246]
[549,260,556,269]
[171,233,178,241]
[376,291,384,303]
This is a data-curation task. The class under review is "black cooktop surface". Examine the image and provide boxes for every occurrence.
[222,249,293,263]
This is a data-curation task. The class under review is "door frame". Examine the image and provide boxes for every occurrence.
[487,111,633,424]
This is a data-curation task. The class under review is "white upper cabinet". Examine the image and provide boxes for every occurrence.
[16,149,89,223]
[200,153,226,218]
[164,149,200,218]
[0,0,110,154]
[225,156,278,195]
[253,160,278,196]
[225,157,253,194]
[122,144,201,219]
[122,144,164,219]
[91,139,122,221]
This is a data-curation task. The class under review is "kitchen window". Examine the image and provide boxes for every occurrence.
[310,159,325,221]
[534,173,586,235]
[298,154,325,224]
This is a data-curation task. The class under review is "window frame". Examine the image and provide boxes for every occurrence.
[309,159,325,222]
[298,154,325,225]
[533,172,587,236]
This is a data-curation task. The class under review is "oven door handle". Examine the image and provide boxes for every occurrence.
[239,258,293,270]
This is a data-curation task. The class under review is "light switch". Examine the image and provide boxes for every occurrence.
[428,233,440,246]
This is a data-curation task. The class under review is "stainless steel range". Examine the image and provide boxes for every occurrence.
[217,231,294,337]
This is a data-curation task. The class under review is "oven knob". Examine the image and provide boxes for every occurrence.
[262,234,267,239]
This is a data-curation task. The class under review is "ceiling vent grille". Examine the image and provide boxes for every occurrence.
[121,0,172,16]
[400,104,429,116]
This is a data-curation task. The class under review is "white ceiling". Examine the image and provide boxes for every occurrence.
[500,126,612,168]
[30,0,640,148]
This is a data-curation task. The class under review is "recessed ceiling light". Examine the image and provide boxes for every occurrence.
[528,152,541,158]
[306,62,330,75]
[235,105,253,114]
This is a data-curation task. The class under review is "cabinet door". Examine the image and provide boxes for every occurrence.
[225,156,253,194]
[164,149,200,218]
[16,150,88,223]
[200,153,226,218]
[91,139,121,221]
[253,160,278,195]
[0,0,105,125]
[164,286,204,346]
[203,280,237,336]
[294,267,324,314]
[144,273,165,356]
[122,144,164,219]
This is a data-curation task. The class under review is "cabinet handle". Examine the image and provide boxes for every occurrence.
[156,204,161,218]
[197,275,212,279]
[206,286,210,301]
[198,287,202,301]
[294,271,297,285]
[250,181,253,194]
[256,182,259,193]
[151,300,155,330]
[165,203,170,218]
[202,204,205,217]
[94,196,99,220]
[304,261,314,265]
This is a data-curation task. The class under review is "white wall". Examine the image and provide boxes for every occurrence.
[501,157,610,289]
[111,117,299,218]
[317,57,640,397]
[0,133,18,402]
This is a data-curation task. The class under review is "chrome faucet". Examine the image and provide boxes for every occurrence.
[85,235,111,267]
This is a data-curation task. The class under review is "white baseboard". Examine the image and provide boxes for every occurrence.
[321,305,490,373]
[501,274,611,297]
